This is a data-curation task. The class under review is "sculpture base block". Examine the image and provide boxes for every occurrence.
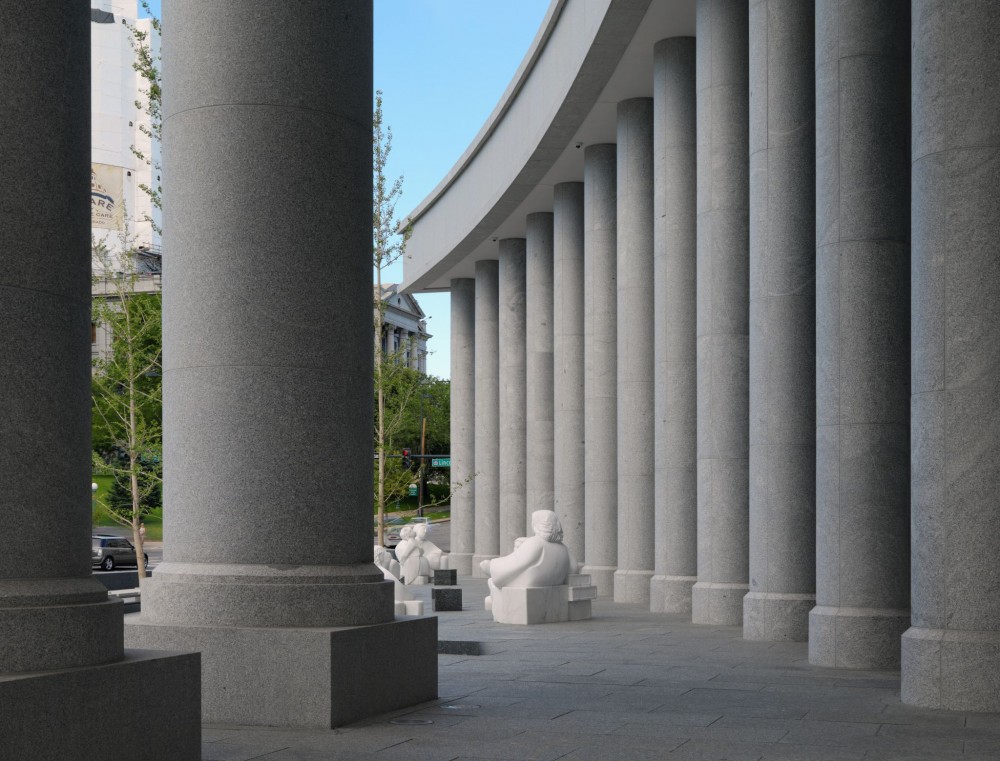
[125,615,437,727]
[0,649,200,761]
[488,584,596,625]
[394,600,424,616]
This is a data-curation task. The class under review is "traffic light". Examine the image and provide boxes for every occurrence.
[401,448,411,469]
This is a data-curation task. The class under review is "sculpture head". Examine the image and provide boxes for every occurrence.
[399,525,415,540]
[414,523,428,540]
[530,510,563,543]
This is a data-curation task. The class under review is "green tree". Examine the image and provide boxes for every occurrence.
[91,236,162,584]
[373,90,415,545]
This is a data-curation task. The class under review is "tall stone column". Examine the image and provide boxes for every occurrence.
[692,0,750,629]
[810,0,910,669]
[553,183,586,559]
[744,0,816,642]
[125,1,436,728]
[449,278,476,575]
[0,6,199,758]
[903,0,1000,712]
[526,213,555,526]
[473,259,501,573]
[615,98,655,604]
[582,144,619,596]
[499,240,527,554]
[650,37,698,614]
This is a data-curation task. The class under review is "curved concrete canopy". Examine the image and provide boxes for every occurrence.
[401,0,695,293]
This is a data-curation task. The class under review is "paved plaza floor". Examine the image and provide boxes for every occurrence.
[200,578,1000,761]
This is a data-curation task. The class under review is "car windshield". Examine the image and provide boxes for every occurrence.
[92,538,103,548]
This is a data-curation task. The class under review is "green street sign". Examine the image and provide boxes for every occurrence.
[431,458,451,468]
[408,484,418,497]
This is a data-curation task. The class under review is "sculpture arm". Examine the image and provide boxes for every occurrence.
[488,542,543,588]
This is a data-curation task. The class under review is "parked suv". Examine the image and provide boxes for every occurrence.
[92,535,147,571]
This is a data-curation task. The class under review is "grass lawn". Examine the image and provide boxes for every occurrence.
[91,474,163,541]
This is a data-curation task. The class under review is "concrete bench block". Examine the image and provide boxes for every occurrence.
[434,569,458,585]
[567,584,597,602]
[432,587,463,612]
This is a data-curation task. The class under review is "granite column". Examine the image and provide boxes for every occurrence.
[582,145,619,596]
[0,5,200,756]
[553,183,586,559]
[526,213,555,526]
[902,0,1000,711]
[449,278,476,575]
[650,37,698,614]
[810,0,911,669]
[499,240,527,554]
[615,98,655,604]
[125,1,436,727]
[691,0,750,627]
[744,0,816,642]
[473,259,501,573]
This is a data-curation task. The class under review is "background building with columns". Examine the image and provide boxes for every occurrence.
[378,283,432,374]
[402,0,1000,713]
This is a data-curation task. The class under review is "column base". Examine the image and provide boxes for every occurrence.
[0,649,200,760]
[901,626,1000,712]
[691,581,747,626]
[581,564,616,597]
[614,569,653,604]
[743,591,814,642]
[649,574,695,614]
[126,614,437,727]
[809,605,910,669]
[0,578,124,672]
[472,554,498,578]
[448,552,474,576]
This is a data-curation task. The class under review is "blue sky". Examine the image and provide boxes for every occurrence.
[141,1,549,379]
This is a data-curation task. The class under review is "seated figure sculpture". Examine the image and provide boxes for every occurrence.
[413,522,449,571]
[373,544,423,616]
[480,510,593,624]
[395,525,430,585]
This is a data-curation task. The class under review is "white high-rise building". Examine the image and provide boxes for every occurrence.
[90,1,160,256]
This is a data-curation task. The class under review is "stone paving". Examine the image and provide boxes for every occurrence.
[201,578,1000,761]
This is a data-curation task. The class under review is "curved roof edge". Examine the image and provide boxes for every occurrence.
[402,0,570,228]
[401,0,654,293]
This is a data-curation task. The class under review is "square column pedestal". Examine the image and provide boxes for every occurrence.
[0,650,201,760]
[126,616,437,728]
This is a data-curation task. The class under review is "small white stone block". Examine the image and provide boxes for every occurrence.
[403,600,424,616]
[568,574,592,586]
[568,600,592,621]
[394,601,406,616]
[567,584,597,602]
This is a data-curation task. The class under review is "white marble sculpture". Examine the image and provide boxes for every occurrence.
[395,525,429,585]
[413,522,450,571]
[479,510,596,624]
[374,545,423,616]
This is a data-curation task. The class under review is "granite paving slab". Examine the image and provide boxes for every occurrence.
[197,577,1000,760]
